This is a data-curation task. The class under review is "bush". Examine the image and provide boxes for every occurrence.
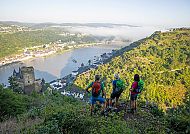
[167,115,190,133]
[0,86,29,121]
[36,111,131,134]
[149,106,164,117]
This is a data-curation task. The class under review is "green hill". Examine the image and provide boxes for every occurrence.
[74,28,190,110]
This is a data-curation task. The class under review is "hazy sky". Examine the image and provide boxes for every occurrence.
[0,0,190,27]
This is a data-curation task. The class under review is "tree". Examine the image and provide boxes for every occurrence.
[0,85,28,121]
[81,63,84,67]
[8,76,23,93]
[88,60,91,66]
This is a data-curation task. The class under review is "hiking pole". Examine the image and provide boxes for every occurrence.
[85,90,92,116]
[124,89,129,113]
[128,90,131,110]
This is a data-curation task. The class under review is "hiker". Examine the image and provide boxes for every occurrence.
[129,74,144,113]
[85,75,106,115]
[109,74,125,109]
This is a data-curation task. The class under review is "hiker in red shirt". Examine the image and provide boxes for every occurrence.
[129,74,140,113]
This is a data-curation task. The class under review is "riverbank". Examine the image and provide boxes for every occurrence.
[0,41,128,85]
[0,40,129,68]
[0,42,106,68]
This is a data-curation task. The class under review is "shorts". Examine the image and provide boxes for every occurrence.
[130,94,138,101]
[90,96,105,105]
[111,91,122,100]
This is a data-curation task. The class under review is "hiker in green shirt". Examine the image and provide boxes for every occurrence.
[109,74,125,109]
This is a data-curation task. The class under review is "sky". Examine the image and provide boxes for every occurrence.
[0,0,190,27]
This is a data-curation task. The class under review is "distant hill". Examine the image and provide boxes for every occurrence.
[0,22,115,59]
[0,21,137,60]
[0,21,35,27]
[0,21,139,29]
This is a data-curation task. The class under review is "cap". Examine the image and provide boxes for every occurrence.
[114,73,119,79]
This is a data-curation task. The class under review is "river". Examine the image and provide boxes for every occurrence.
[0,26,163,85]
[0,43,128,85]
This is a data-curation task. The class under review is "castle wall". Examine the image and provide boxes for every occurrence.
[35,79,42,92]
[24,84,35,94]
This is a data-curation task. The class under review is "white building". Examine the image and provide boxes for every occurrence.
[72,71,78,77]
[50,81,63,90]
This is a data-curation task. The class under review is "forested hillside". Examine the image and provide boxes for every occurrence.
[0,25,97,59]
[75,28,190,110]
[0,85,133,133]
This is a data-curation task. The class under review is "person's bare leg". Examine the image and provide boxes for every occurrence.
[131,100,135,113]
[116,97,119,108]
[109,99,113,108]
[101,102,106,112]
[134,100,137,112]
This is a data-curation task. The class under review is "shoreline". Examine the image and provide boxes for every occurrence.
[0,42,101,68]
[0,41,128,68]
[49,39,144,85]
[0,41,128,86]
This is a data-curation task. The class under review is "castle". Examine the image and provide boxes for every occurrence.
[12,66,43,94]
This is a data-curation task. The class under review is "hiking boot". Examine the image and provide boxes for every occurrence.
[108,106,113,110]
[113,107,118,112]
[100,111,105,116]
[100,110,107,116]
[90,110,96,116]
[131,109,134,114]
[103,111,109,117]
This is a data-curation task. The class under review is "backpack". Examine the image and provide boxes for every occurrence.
[92,81,101,97]
[115,79,124,93]
[134,80,144,93]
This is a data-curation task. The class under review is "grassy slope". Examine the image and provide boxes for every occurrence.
[74,28,190,110]
[0,88,167,134]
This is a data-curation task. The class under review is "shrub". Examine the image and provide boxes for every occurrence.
[0,86,29,121]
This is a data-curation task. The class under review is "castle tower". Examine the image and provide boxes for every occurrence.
[21,66,35,86]
[11,66,42,94]
[20,66,35,94]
